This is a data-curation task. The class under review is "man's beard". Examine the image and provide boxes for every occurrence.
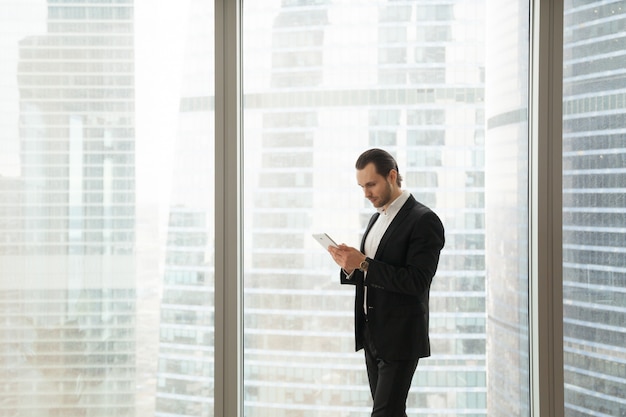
[373,181,393,208]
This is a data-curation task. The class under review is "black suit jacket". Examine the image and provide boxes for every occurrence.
[341,194,445,360]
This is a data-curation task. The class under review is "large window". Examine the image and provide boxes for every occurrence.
[1,1,215,416]
[242,1,529,416]
[1,1,625,417]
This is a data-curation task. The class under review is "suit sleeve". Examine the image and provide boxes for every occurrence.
[340,268,362,285]
[339,211,378,286]
[364,211,445,296]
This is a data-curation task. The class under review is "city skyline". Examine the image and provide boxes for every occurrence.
[0,1,624,417]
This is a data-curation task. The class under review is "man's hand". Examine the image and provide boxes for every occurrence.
[328,244,366,273]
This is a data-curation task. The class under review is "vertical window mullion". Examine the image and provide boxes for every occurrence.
[529,0,564,416]
[215,0,243,416]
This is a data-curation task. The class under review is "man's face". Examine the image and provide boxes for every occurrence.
[356,162,394,209]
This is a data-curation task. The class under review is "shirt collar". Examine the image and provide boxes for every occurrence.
[378,190,410,216]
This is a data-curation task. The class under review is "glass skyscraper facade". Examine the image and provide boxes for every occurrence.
[484,1,530,416]
[242,1,490,415]
[562,1,626,416]
[155,0,215,415]
[2,1,136,416]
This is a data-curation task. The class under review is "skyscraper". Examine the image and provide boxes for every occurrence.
[243,1,489,415]
[484,0,531,416]
[562,1,626,416]
[2,1,137,415]
[154,1,216,415]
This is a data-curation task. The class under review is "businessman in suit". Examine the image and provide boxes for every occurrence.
[328,148,445,417]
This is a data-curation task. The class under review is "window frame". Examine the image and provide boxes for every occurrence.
[214,1,243,417]
[529,1,565,416]
[213,0,566,416]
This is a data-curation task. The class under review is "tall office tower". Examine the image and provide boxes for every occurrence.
[244,2,340,416]
[369,2,488,415]
[483,1,531,416]
[243,1,488,416]
[154,0,215,415]
[1,1,136,416]
[562,2,626,416]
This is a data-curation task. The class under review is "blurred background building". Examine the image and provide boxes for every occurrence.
[2,1,136,416]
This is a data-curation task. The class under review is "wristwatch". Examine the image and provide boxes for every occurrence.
[359,258,369,271]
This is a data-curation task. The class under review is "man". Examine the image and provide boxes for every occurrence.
[328,148,445,417]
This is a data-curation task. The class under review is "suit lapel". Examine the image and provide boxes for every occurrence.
[374,195,417,258]
[360,212,380,252]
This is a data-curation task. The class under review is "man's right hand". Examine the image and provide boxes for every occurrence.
[328,244,364,273]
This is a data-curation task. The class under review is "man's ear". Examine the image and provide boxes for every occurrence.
[387,169,397,184]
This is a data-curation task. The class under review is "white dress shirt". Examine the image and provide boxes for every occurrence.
[363,189,410,260]
[361,190,410,313]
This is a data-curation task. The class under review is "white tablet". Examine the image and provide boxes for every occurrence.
[312,233,338,249]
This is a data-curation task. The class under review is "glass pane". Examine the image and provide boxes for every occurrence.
[562,1,626,416]
[0,1,214,416]
[242,1,529,416]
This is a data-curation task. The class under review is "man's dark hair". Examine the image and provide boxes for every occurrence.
[355,148,403,187]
